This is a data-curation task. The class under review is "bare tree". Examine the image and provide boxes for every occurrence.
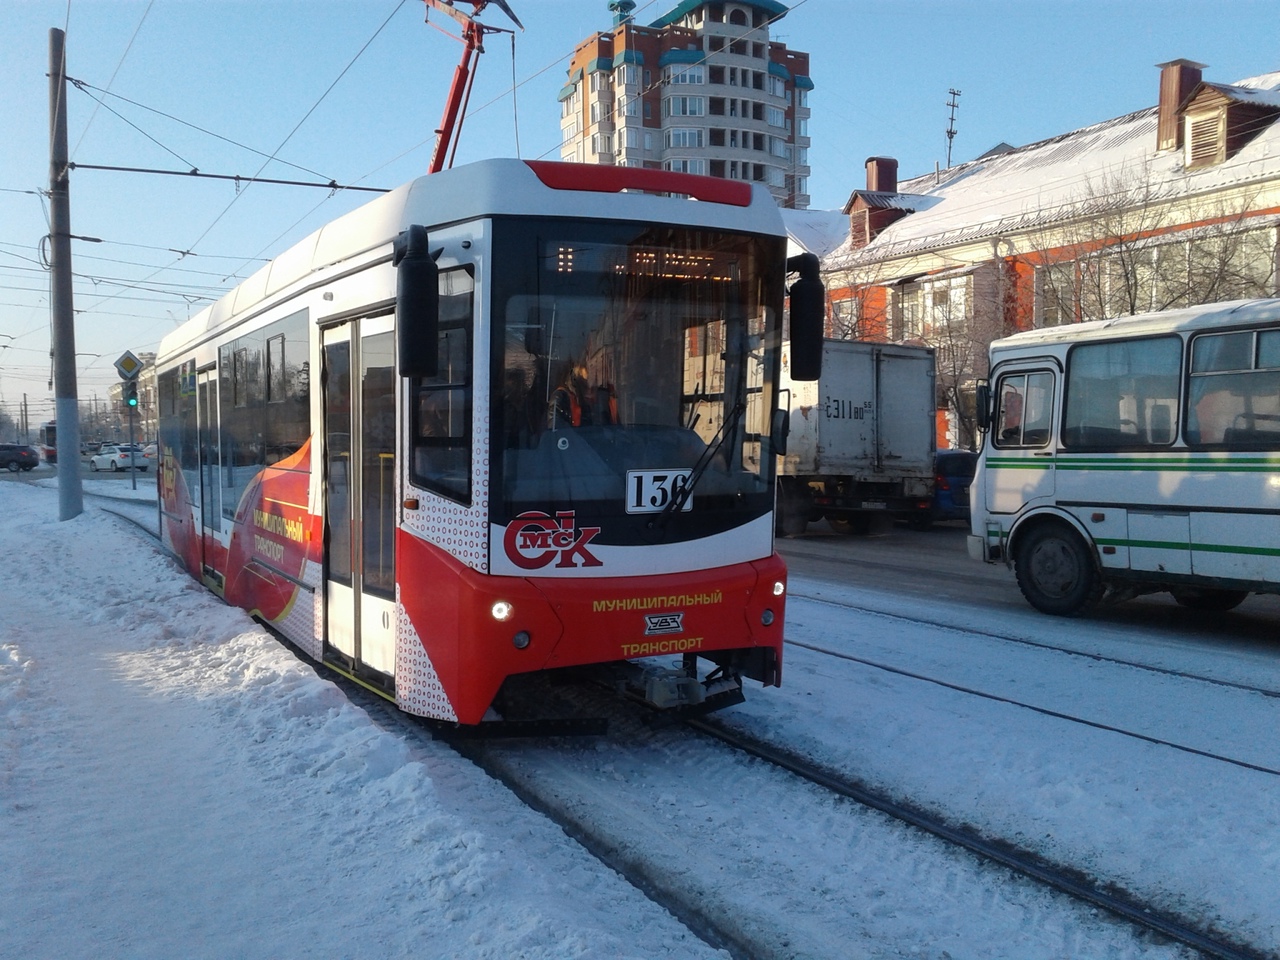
[1032,165,1277,325]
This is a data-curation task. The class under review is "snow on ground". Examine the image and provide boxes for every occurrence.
[4,472,1279,958]
[0,478,723,960]
[730,590,1280,947]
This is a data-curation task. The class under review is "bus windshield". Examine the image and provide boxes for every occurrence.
[491,218,784,536]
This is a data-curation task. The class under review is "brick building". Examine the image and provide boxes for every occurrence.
[558,0,813,208]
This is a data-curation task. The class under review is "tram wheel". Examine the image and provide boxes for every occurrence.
[1170,587,1249,612]
[1014,522,1103,617]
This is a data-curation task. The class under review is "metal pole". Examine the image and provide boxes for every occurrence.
[128,400,137,491]
[49,27,83,519]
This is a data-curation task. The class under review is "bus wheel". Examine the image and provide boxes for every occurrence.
[1014,523,1102,617]
[1170,587,1249,612]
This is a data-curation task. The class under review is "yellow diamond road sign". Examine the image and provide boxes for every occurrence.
[115,351,142,380]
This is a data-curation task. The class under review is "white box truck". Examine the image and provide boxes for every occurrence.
[777,339,936,535]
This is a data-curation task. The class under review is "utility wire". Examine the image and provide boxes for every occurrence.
[67,77,339,183]
[66,162,389,194]
[181,0,411,256]
[68,0,157,161]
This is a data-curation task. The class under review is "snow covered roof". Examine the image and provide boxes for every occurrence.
[826,70,1280,269]
[843,190,939,215]
[1198,80,1280,110]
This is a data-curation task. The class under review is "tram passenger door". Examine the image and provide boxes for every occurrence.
[321,318,398,683]
[196,368,222,590]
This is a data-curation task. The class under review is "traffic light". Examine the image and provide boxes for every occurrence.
[123,378,138,408]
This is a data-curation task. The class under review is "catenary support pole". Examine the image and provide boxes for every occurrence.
[49,27,83,520]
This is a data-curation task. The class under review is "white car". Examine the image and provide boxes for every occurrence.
[89,444,148,472]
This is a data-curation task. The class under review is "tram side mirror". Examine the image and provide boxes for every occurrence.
[770,407,789,457]
[974,380,991,432]
[787,252,824,382]
[394,224,440,378]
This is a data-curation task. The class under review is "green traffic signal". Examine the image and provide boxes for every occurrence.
[123,379,138,408]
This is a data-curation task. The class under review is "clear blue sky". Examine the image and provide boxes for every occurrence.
[2,0,1278,420]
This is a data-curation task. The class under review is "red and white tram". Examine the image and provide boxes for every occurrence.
[155,160,822,728]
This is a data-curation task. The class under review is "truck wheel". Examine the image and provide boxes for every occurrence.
[1170,587,1248,611]
[1014,522,1103,616]
[829,515,870,535]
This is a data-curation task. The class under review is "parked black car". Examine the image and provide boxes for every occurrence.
[0,443,39,472]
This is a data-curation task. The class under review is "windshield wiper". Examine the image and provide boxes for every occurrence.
[657,400,745,523]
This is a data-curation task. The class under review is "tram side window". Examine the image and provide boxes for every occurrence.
[1187,328,1280,448]
[409,268,474,503]
[1062,336,1181,449]
[218,309,310,520]
[993,371,1054,448]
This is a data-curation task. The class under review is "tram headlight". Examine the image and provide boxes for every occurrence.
[772,580,785,597]
[491,600,514,622]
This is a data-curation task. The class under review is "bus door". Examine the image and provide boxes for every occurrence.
[196,367,222,591]
[986,365,1058,515]
[321,317,398,685]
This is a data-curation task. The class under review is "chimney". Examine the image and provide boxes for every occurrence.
[865,156,898,193]
[1157,59,1206,152]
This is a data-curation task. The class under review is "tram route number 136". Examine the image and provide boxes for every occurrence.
[626,469,694,514]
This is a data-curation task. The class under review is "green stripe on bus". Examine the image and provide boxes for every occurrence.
[1094,537,1280,557]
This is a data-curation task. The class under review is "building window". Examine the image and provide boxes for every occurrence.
[592,133,613,155]
[1186,109,1226,168]
[767,105,786,128]
[664,64,705,85]
[664,95,705,117]
[666,127,704,149]
[665,158,706,175]
[768,76,785,98]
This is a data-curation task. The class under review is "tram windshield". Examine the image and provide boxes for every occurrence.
[491,218,785,537]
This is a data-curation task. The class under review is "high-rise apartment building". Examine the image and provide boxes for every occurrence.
[558,0,813,208]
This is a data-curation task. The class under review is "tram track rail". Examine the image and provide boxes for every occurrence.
[685,712,1272,960]
[790,588,1280,702]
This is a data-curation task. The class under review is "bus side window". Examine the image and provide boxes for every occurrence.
[994,372,1054,448]
[1189,329,1280,449]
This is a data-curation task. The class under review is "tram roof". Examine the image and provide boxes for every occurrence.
[158,159,785,361]
[991,297,1280,353]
